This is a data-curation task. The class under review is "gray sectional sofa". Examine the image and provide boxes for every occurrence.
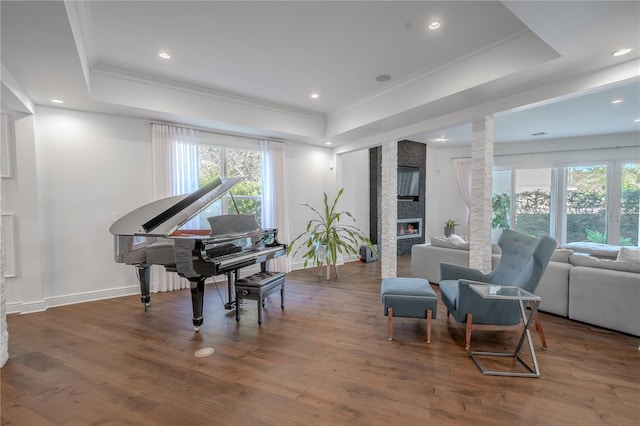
[410,240,639,336]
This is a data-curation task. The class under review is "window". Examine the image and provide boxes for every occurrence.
[493,161,638,246]
[515,168,554,238]
[196,145,263,228]
[564,165,607,244]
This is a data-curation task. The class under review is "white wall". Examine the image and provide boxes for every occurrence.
[425,145,471,239]
[33,107,151,310]
[5,107,159,312]
[284,142,333,268]
[340,148,370,257]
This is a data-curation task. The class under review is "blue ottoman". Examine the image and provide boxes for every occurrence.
[381,277,438,343]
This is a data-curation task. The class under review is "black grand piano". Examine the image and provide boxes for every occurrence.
[109,176,286,330]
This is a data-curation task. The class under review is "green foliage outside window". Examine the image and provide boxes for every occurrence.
[491,193,511,230]
[197,145,263,225]
[585,228,634,246]
[567,190,606,214]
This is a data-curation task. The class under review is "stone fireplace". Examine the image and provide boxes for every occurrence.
[370,140,426,256]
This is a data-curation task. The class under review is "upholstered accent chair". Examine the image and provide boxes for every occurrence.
[439,229,557,349]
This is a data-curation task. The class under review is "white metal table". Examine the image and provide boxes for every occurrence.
[468,284,542,378]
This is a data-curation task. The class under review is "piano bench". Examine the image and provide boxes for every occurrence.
[235,271,285,325]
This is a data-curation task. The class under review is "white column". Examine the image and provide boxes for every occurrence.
[469,116,494,273]
[381,141,397,278]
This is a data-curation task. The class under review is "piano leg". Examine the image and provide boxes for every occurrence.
[224,271,237,310]
[137,265,151,311]
[190,277,206,331]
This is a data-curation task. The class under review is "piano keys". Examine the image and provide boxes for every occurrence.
[109,176,286,331]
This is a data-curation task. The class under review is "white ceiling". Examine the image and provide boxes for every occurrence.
[1,1,639,151]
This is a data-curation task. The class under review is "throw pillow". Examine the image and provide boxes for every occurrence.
[617,247,640,263]
[449,233,467,246]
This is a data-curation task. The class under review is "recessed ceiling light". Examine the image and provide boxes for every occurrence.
[51,99,64,104]
[158,52,171,59]
[612,99,624,104]
[428,21,441,30]
[635,118,640,123]
[376,74,391,82]
[432,137,448,142]
[325,141,332,145]
[612,48,632,57]
[310,93,319,99]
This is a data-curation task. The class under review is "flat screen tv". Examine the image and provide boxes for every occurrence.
[397,166,420,201]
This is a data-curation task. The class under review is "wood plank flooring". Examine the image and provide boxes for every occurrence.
[2,256,639,425]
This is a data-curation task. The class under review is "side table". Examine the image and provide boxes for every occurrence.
[468,284,542,378]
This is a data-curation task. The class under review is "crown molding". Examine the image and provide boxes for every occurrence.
[64,0,95,88]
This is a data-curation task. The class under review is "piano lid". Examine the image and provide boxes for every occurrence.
[109,176,243,237]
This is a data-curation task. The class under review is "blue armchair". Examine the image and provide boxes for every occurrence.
[439,229,557,349]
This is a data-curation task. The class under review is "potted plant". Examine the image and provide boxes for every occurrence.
[444,219,458,237]
[288,188,376,279]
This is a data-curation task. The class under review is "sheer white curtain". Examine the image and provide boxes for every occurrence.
[151,123,199,292]
[452,158,473,234]
[260,140,290,272]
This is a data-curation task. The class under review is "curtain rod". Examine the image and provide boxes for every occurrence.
[148,121,286,143]
[451,144,638,160]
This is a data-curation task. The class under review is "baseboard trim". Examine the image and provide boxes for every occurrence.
[289,256,357,271]
[6,257,360,315]
[8,285,140,315]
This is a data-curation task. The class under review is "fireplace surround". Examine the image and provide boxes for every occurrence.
[397,218,422,239]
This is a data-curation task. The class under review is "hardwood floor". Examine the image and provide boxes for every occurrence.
[2,256,639,425]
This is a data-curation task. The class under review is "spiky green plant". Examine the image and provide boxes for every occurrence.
[287,188,376,279]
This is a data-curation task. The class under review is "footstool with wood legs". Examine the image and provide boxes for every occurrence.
[381,277,438,343]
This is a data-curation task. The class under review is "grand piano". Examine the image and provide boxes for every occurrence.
[109,176,286,330]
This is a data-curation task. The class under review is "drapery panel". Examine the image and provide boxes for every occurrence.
[150,123,198,292]
[260,140,290,273]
